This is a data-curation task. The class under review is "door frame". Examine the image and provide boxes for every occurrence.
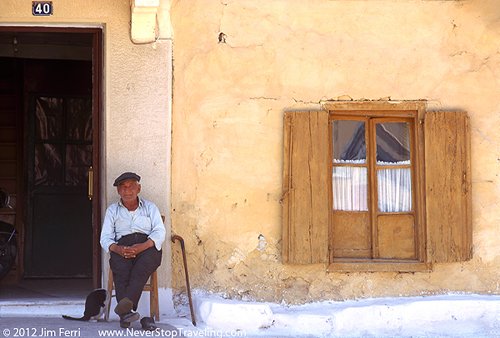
[0,26,103,287]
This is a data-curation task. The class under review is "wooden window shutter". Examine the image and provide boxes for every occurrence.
[282,111,329,264]
[424,111,472,262]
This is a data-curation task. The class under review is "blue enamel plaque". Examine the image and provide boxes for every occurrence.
[32,1,53,16]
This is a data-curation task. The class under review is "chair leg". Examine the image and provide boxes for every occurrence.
[150,271,159,321]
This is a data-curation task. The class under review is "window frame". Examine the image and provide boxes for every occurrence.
[282,101,471,272]
[325,101,428,272]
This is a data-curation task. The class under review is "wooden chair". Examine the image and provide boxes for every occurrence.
[104,268,159,321]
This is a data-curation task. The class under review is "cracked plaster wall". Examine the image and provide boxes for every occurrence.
[170,0,500,303]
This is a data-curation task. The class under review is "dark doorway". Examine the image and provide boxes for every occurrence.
[0,29,102,286]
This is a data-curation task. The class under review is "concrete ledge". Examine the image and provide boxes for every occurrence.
[197,298,273,331]
[193,293,500,337]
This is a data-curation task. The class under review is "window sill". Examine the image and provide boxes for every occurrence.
[328,260,431,272]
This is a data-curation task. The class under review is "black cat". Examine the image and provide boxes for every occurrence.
[62,289,108,321]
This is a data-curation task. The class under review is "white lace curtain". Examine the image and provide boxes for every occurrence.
[332,166,368,211]
[332,161,412,212]
[377,167,412,212]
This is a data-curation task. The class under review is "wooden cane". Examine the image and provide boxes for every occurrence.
[171,234,196,326]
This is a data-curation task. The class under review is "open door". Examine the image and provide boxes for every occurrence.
[0,28,102,287]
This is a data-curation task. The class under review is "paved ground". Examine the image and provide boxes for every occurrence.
[0,317,180,338]
[0,280,200,337]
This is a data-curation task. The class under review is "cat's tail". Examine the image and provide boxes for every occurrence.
[62,315,88,321]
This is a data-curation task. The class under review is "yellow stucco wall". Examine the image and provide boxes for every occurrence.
[170,0,500,303]
[1,0,173,302]
[3,0,499,306]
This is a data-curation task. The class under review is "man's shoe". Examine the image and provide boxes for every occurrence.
[140,317,157,331]
[121,311,140,323]
[114,297,134,316]
[119,320,131,329]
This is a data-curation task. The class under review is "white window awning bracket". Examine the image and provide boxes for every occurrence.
[130,0,172,44]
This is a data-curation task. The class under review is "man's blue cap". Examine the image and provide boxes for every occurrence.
[113,172,141,186]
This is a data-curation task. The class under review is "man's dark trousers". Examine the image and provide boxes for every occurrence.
[110,233,162,310]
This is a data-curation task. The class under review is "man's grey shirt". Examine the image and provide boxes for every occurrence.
[100,197,166,253]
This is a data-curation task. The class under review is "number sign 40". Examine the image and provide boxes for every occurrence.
[32,1,53,16]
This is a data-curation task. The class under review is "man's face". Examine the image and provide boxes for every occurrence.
[117,179,141,203]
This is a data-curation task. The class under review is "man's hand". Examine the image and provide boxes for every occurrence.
[128,239,155,256]
[110,239,155,259]
[109,243,137,259]
[122,246,137,259]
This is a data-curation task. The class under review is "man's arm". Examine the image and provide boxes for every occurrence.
[145,202,166,250]
[100,206,118,253]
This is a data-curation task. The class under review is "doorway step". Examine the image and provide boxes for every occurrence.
[0,279,90,317]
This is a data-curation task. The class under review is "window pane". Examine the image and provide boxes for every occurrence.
[332,167,368,211]
[66,145,92,186]
[35,97,63,140]
[34,143,63,186]
[376,122,410,165]
[377,168,412,212]
[67,98,92,141]
[333,120,366,163]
